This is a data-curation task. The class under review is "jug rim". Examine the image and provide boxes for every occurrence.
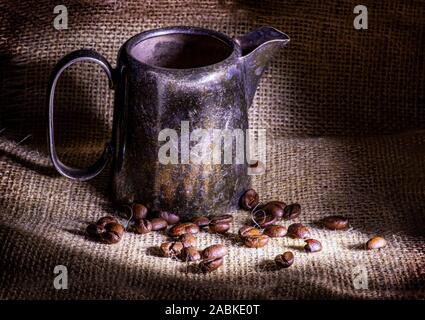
[123,26,240,73]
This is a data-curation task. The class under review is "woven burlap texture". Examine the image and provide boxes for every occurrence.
[1,0,424,299]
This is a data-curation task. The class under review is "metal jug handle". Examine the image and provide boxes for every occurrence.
[47,49,115,181]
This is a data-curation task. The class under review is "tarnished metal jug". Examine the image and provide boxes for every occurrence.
[47,26,289,216]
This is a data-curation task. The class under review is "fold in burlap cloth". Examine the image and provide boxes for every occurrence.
[0,0,424,299]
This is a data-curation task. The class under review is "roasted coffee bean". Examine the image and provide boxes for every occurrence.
[134,219,152,234]
[275,251,294,268]
[86,223,103,238]
[132,203,148,220]
[261,202,285,219]
[191,216,210,228]
[321,215,349,230]
[366,236,387,250]
[179,234,197,248]
[155,211,180,225]
[87,216,120,241]
[169,222,200,237]
[240,189,260,211]
[200,257,223,273]
[102,222,125,244]
[160,241,184,257]
[264,225,287,238]
[202,244,227,261]
[304,239,322,252]
[96,216,118,227]
[180,247,201,262]
[210,214,233,225]
[244,235,269,248]
[238,226,262,238]
[150,217,168,231]
[209,222,230,234]
[287,223,311,239]
[283,203,301,220]
[252,211,277,228]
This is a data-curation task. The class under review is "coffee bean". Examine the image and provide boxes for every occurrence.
[150,217,168,231]
[238,226,262,238]
[160,241,184,257]
[287,223,311,239]
[155,211,180,225]
[209,222,230,234]
[96,216,118,227]
[264,225,287,238]
[261,202,285,219]
[132,203,148,220]
[366,236,387,250]
[179,234,197,248]
[240,189,260,211]
[244,235,269,248]
[283,203,301,220]
[87,216,121,242]
[199,257,223,273]
[304,239,322,252]
[102,222,125,244]
[86,223,103,238]
[252,211,277,228]
[180,247,201,262]
[169,222,200,237]
[191,216,210,228]
[321,215,349,230]
[134,219,152,234]
[210,214,233,225]
[275,251,294,268]
[202,244,227,261]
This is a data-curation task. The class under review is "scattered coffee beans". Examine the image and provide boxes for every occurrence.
[200,257,224,273]
[132,203,148,220]
[86,216,124,244]
[304,239,322,252]
[202,244,227,261]
[240,189,260,211]
[169,222,200,237]
[209,221,230,234]
[102,222,125,244]
[150,217,168,231]
[191,216,210,228]
[179,234,197,248]
[366,236,387,250]
[160,241,184,257]
[261,202,285,219]
[283,203,301,220]
[155,211,180,225]
[252,211,277,228]
[287,223,311,239]
[244,235,269,248]
[264,225,287,238]
[321,215,349,230]
[275,251,294,268]
[210,214,233,224]
[180,247,201,262]
[238,226,262,238]
[134,218,152,234]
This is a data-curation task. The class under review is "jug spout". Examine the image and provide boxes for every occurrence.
[235,27,289,107]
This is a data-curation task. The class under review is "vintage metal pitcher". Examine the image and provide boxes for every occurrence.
[47,26,289,217]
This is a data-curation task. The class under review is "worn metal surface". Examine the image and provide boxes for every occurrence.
[48,26,289,217]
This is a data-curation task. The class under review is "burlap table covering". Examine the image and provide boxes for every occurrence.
[0,0,424,299]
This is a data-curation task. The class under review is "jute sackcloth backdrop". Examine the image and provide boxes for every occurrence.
[1,0,424,299]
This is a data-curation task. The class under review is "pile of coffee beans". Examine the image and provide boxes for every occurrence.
[85,188,387,273]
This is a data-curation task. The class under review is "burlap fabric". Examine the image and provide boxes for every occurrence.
[0,0,424,299]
